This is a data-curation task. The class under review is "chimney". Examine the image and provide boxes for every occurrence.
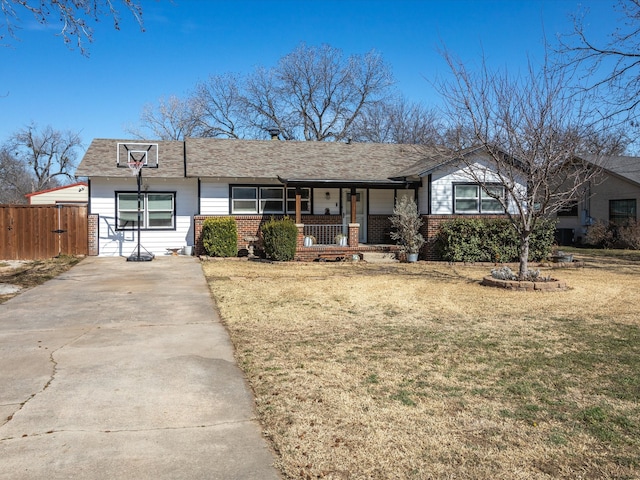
[267,127,281,140]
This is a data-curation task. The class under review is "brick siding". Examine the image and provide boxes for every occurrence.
[194,213,508,260]
[88,214,99,256]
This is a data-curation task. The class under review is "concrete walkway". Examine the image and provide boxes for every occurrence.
[0,257,281,480]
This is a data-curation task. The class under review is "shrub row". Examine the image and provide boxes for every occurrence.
[435,217,556,263]
[202,216,299,261]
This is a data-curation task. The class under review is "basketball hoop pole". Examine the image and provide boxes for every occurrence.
[127,160,154,262]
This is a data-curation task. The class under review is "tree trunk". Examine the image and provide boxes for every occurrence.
[518,234,530,280]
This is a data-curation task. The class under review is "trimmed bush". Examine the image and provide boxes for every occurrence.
[261,216,298,261]
[435,218,556,263]
[202,217,238,257]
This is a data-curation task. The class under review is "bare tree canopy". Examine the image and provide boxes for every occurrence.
[1,0,144,54]
[245,44,394,141]
[191,73,247,139]
[8,124,82,192]
[0,147,32,203]
[350,97,444,145]
[559,0,640,121]
[132,43,395,142]
[438,50,624,278]
[128,95,201,141]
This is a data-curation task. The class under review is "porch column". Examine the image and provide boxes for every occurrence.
[295,223,304,252]
[295,187,302,224]
[348,223,359,247]
[350,187,357,223]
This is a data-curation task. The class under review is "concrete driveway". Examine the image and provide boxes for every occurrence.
[0,256,281,480]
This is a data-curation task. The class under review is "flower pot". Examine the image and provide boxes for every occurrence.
[407,253,419,263]
[303,236,313,247]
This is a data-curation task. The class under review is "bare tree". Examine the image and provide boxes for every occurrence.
[127,95,201,141]
[559,0,640,123]
[438,51,622,279]
[0,147,33,203]
[243,43,394,141]
[1,0,144,54]
[350,97,444,145]
[134,43,395,142]
[8,124,82,192]
[191,73,247,139]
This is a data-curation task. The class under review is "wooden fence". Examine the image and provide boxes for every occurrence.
[0,204,88,259]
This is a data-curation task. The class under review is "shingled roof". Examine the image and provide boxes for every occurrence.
[76,137,462,183]
[185,138,447,183]
[583,154,640,186]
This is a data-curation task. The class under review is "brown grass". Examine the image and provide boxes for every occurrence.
[0,256,82,303]
[203,255,640,479]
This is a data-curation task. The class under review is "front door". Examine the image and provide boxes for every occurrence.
[342,189,367,243]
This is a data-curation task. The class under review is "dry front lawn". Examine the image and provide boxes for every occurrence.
[203,257,640,479]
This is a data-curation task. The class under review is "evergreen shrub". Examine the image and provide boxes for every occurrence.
[435,218,555,262]
[261,216,298,261]
[202,217,238,257]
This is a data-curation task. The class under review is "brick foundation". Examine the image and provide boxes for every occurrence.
[194,214,508,261]
[368,215,393,244]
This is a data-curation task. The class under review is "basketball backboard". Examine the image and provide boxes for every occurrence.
[116,143,159,169]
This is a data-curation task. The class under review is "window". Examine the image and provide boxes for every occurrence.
[558,201,579,217]
[454,184,505,214]
[609,199,636,225]
[260,187,284,213]
[231,186,312,214]
[116,192,175,230]
[147,194,174,228]
[286,188,311,214]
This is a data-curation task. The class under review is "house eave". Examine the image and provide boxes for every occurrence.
[278,177,420,189]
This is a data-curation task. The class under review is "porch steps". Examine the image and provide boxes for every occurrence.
[361,251,398,263]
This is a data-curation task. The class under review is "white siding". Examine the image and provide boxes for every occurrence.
[200,181,230,215]
[90,177,198,257]
[428,156,525,215]
[313,188,340,215]
[369,189,394,215]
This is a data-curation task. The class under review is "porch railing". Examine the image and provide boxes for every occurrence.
[303,224,345,246]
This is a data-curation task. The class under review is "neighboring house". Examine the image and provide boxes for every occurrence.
[25,182,88,205]
[75,138,524,259]
[555,155,640,245]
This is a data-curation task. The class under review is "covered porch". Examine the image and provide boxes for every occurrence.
[284,180,417,261]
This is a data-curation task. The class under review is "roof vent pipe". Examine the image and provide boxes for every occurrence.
[267,127,281,140]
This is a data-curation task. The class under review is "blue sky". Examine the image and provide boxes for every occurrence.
[1,0,619,153]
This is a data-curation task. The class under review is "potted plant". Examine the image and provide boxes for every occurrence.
[389,196,425,262]
[303,235,316,247]
[335,233,348,246]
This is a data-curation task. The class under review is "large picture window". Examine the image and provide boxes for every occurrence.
[116,192,175,230]
[609,199,636,225]
[231,186,312,214]
[454,184,505,214]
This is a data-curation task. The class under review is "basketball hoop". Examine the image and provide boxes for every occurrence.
[127,160,144,177]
